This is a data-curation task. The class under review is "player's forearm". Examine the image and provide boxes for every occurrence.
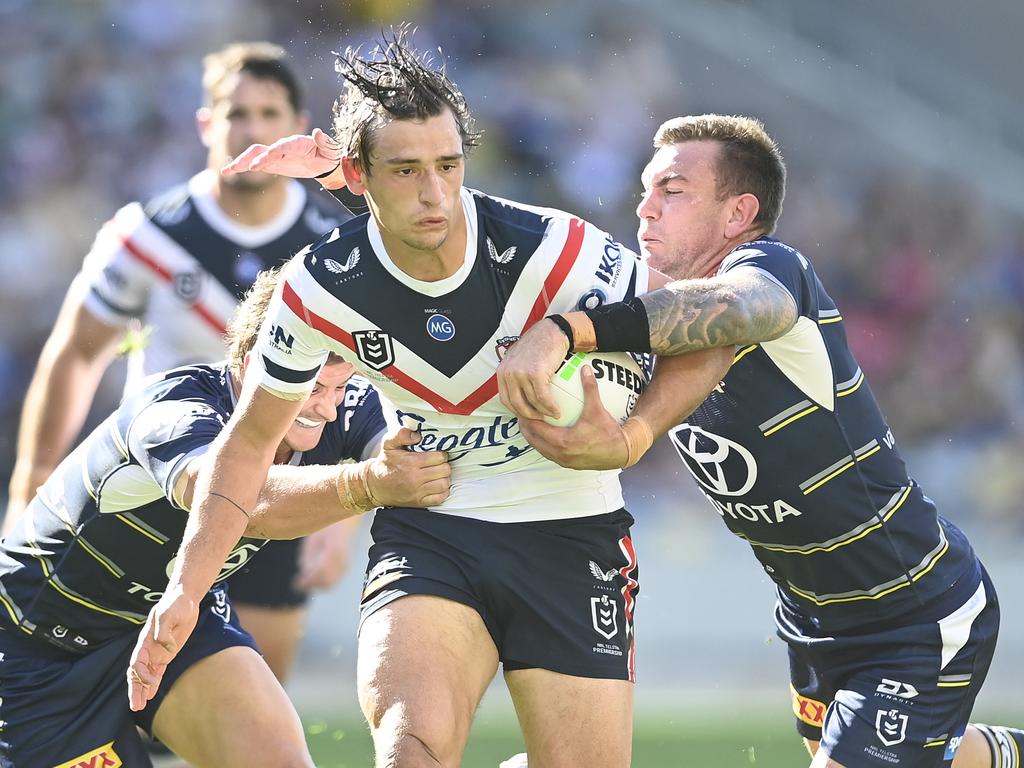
[640,275,797,355]
[171,430,278,600]
[9,346,111,507]
[633,348,733,438]
[553,273,798,358]
[245,463,372,539]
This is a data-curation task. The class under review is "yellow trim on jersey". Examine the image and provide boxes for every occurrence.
[46,577,145,624]
[76,537,124,578]
[764,405,820,436]
[818,315,843,324]
[786,536,949,607]
[0,590,22,627]
[733,344,759,365]
[837,372,865,397]
[802,445,882,495]
[109,422,130,460]
[936,680,971,688]
[741,486,912,556]
[114,513,165,544]
[923,740,946,748]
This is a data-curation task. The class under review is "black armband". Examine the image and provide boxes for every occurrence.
[313,162,342,179]
[545,314,576,353]
[584,296,652,353]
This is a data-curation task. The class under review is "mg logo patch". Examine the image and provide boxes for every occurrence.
[875,708,909,747]
[54,741,122,768]
[591,594,618,640]
[353,330,396,371]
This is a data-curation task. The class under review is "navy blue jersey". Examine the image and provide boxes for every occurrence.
[668,238,979,634]
[0,364,384,654]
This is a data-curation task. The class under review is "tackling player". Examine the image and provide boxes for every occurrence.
[4,42,353,686]
[0,267,450,767]
[128,27,729,768]
[498,114,1023,768]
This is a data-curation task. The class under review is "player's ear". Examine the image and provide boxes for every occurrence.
[342,157,367,195]
[196,107,213,148]
[724,193,760,239]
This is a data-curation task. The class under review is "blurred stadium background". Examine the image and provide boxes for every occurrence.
[2,0,1021,765]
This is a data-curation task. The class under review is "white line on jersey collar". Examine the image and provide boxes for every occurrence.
[365,187,478,297]
[188,169,307,249]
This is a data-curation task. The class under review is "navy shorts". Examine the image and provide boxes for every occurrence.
[360,508,640,681]
[228,537,309,608]
[0,588,258,767]
[783,567,999,767]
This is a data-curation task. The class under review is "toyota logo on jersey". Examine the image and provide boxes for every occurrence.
[668,424,758,497]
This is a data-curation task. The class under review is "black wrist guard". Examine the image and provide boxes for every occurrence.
[584,296,652,353]
[545,314,576,353]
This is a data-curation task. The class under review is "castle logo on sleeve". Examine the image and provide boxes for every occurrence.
[54,741,123,768]
[354,330,396,371]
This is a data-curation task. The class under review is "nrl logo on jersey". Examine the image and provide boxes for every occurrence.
[353,330,395,371]
[324,247,361,274]
[487,237,516,264]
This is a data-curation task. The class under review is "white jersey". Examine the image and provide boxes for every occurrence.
[253,187,649,522]
[77,170,347,392]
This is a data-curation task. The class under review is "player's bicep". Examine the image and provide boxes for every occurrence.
[715,268,799,342]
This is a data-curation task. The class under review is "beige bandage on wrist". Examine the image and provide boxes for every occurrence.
[317,163,347,191]
[621,415,654,468]
[560,311,598,352]
[335,463,382,512]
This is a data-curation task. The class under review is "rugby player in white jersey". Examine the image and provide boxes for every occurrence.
[127,28,730,768]
[5,43,355,688]
[499,115,1024,768]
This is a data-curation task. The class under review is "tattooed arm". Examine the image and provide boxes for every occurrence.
[641,269,798,355]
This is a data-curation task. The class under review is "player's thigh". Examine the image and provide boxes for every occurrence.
[358,594,499,755]
[152,645,312,768]
[504,667,633,768]
[231,602,306,682]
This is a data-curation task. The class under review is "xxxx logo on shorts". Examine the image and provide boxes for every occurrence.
[54,741,123,768]
[790,686,827,727]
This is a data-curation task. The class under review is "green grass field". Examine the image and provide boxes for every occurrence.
[303,710,810,767]
[304,707,1024,767]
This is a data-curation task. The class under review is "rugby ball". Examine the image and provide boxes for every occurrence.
[543,351,647,427]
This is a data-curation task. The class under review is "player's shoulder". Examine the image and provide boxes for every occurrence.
[720,237,813,275]
[139,179,195,229]
[299,190,355,237]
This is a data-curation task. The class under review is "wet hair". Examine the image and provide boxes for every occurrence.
[331,25,481,173]
[654,114,786,233]
[202,42,303,113]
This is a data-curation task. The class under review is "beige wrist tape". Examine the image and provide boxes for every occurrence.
[335,464,382,512]
[561,311,598,352]
[621,415,654,468]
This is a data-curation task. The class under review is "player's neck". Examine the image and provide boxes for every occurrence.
[211,176,291,227]
[697,229,769,278]
[380,207,468,282]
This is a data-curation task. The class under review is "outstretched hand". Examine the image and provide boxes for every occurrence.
[519,365,630,470]
[222,128,342,181]
[127,585,199,711]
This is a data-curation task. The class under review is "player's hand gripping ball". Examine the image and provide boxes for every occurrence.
[543,351,647,427]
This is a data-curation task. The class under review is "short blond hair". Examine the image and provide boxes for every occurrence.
[202,42,303,112]
[655,114,786,233]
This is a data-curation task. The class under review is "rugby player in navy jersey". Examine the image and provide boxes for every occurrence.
[128,28,728,768]
[499,114,1024,768]
[0,267,450,767]
[5,42,357,689]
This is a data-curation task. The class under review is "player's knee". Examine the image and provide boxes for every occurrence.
[364,698,463,766]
